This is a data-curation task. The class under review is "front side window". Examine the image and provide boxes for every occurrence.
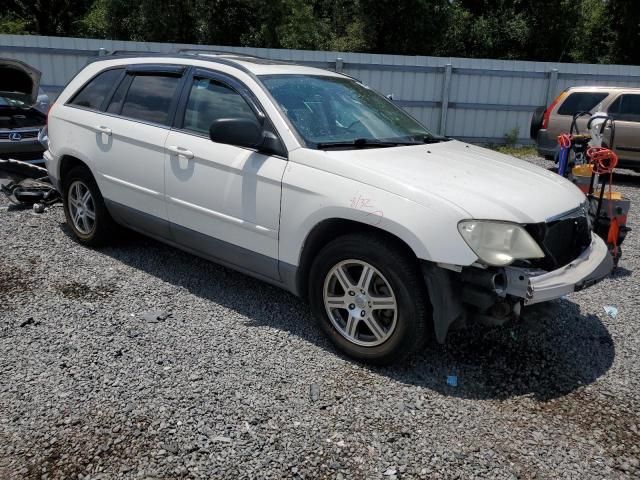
[557,92,608,116]
[608,94,640,123]
[183,78,257,134]
[120,74,181,125]
[69,68,123,110]
[260,74,436,148]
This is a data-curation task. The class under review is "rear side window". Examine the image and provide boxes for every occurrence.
[557,92,608,116]
[120,74,181,125]
[69,68,123,110]
[106,77,130,114]
[182,78,257,134]
[608,94,640,123]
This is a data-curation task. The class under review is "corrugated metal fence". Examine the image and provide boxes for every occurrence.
[2,34,640,144]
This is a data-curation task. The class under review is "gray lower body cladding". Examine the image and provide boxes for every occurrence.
[104,199,300,295]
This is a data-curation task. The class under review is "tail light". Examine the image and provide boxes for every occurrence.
[542,91,568,129]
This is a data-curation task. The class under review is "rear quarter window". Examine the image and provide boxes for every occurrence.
[557,92,608,116]
[69,68,123,110]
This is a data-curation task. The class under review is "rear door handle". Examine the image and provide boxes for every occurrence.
[94,125,112,136]
[167,145,194,159]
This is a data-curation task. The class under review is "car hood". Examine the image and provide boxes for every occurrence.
[0,58,41,106]
[302,140,585,224]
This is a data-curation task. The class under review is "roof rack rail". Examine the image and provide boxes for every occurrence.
[107,50,168,56]
[177,48,264,59]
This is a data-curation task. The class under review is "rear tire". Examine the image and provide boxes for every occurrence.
[62,166,117,246]
[530,106,546,140]
[308,233,429,365]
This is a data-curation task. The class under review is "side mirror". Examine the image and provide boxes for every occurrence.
[209,117,285,156]
[209,118,264,149]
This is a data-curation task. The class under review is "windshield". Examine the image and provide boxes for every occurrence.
[260,74,436,148]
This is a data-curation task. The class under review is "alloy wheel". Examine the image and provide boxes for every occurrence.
[67,180,96,235]
[323,259,398,347]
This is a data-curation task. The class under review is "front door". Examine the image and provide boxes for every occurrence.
[607,93,640,164]
[164,69,287,280]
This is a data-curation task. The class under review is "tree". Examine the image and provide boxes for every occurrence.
[358,0,451,55]
[607,0,640,65]
[4,0,93,36]
[195,0,258,46]
[0,15,29,34]
[569,0,613,64]
[1,0,638,65]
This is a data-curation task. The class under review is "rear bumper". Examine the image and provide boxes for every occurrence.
[535,129,556,157]
[43,149,61,191]
[505,233,613,305]
[0,139,45,156]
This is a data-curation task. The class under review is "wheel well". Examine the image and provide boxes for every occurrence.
[59,155,90,184]
[296,218,420,298]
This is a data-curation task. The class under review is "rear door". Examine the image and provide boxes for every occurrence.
[164,68,287,280]
[607,93,640,164]
[96,65,186,235]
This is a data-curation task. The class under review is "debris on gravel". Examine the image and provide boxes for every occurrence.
[1,156,639,479]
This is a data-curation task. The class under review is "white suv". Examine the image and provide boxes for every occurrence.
[44,53,612,364]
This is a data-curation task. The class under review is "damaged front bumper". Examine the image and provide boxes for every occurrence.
[503,233,613,305]
[423,233,613,343]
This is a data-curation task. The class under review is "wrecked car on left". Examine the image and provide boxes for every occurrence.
[0,58,48,164]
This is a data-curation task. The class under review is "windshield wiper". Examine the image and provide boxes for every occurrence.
[316,138,407,150]
[316,136,450,150]
[422,135,451,144]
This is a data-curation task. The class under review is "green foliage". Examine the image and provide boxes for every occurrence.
[493,145,538,158]
[77,0,109,38]
[3,0,94,36]
[2,0,640,65]
[0,15,29,35]
[503,127,520,146]
[607,0,640,65]
[569,0,614,64]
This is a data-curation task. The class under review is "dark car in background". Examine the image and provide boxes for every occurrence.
[0,58,48,163]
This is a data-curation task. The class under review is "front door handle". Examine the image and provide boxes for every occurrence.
[94,125,112,136]
[167,145,194,159]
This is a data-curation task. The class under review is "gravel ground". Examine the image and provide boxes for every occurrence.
[0,155,639,479]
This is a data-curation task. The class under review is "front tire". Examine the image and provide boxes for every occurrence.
[308,233,429,365]
[62,166,116,246]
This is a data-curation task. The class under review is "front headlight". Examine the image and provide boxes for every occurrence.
[457,220,545,266]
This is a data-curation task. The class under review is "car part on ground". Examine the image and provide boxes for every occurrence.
[0,58,47,164]
[0,158,60,209]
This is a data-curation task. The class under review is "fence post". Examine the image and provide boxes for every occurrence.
[546,68,559,105]
[439,63,453,136]
[335,57,343,73]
